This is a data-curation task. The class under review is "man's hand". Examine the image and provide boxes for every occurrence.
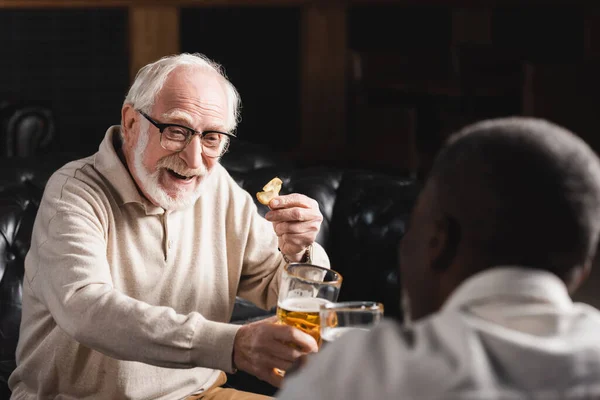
[283,353,310,378]
[233,316,318,388]
[265,194,323,262]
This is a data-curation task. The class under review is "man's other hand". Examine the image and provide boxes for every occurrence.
[282,353,310,378]
[232,316,318,387]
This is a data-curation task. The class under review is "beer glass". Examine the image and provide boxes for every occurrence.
[276,263,343,345]
[319,301,384,345]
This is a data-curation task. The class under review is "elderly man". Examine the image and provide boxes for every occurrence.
[277,117,600,399]
[9,53,328,400]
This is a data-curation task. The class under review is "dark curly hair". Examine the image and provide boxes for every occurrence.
[428,117,600,281]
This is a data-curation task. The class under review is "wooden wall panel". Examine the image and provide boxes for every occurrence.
[299,2,347,159]
[129,6,180,80]
[452,9,492,46]
[584,8,600,60]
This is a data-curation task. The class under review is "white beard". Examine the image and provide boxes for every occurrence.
[132,121,209,211]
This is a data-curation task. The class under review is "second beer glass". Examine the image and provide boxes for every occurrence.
[276,263,343,345]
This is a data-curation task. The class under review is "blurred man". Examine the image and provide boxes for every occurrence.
[9,53,328,400]
[277,117,600,399]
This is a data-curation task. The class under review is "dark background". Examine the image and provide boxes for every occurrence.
[2,4,597,170]
[2,2,600,303]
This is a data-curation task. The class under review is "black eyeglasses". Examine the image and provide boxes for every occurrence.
[137,110,235,158]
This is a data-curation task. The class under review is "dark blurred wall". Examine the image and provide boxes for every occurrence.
[180,7,301,152]
[0,8,129,156]
[0,4,598,171]
[345,5,591,176]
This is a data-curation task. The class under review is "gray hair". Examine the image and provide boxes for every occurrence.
[123,53,241,133]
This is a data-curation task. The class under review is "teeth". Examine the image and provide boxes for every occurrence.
[169,169,191,180]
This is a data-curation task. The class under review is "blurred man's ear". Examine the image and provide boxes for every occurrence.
[430,214,460,273]
[567,260,592,294]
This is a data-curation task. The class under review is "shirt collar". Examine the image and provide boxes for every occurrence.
[94,125,164,214]
[442,266,573,312]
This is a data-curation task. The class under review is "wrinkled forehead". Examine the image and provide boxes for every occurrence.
[154,67,229,121]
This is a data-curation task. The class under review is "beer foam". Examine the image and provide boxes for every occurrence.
[278,297,331,313]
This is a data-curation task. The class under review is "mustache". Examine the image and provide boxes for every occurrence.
[156,155,207,177]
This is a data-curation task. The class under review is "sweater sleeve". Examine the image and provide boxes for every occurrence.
[27,175,240,373]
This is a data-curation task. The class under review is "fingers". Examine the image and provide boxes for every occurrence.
[269,194,319,210]
[278,240,312,257]
[284,354,310,377]
[265,207,323,224]
[272,221,318,236]
[260,315,279,324]
[232,320,317,388]
[258,352,296,372]
[269,340,308,360]
[265,194,323,257]
[272,325,319,353]
[245,356,287,388]
[277,229,316,255]
[263,368,285,388]
[269,216,321,255]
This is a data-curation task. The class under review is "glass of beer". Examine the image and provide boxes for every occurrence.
[276,263,343,346]
[319,301,384,345]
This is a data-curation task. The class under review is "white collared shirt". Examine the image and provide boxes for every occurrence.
[277,267,600,400]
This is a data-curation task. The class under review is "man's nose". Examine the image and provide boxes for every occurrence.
[178,135,204,169]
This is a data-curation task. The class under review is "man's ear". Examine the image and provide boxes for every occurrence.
[121,105,137,143]
[430,214,460,272]
[567,260,592,293]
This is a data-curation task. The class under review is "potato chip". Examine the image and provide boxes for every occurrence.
[256,177,283,205]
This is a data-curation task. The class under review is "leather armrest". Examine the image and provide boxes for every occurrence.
[230,297,276,325]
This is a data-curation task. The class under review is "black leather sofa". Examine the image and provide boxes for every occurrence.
[0,104,419,397]
[0,101,55,157]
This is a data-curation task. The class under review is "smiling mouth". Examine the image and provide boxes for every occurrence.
[167,169,195,181]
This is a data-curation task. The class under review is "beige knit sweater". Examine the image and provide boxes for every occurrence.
[9,126,329,400]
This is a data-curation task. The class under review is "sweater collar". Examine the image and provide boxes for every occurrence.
[442,266,573,312]
[94,125,164,214]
